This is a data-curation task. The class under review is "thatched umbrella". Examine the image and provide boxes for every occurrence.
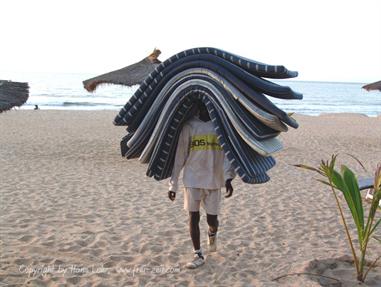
[0,80,29,113]
[83,48,162,92]
[362,80,381,92]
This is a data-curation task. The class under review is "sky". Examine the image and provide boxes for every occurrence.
[1,0,380,83]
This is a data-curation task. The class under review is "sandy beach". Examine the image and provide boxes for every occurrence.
[0,110,380,286]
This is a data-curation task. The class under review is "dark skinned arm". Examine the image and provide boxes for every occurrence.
[225,179,234,198]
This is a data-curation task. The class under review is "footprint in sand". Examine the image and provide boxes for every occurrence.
[66,276,82,285]
[18,235,35,243]
[14,258,32,265]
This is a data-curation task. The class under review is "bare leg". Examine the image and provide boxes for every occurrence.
[185,211,205,269]
[207,214,218,235]
[189,211,200,250]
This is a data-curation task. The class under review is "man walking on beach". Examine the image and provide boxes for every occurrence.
[168,100,235,269]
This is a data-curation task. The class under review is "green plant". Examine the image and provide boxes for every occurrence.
[295,155,381,282]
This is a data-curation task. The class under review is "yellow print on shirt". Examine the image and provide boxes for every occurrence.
[190,134,222,151]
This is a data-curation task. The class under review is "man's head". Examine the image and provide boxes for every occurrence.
[195,100,210,122]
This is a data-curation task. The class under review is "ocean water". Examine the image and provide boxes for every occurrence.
[2,72,380,116]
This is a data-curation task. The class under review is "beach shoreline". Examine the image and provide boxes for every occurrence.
[1,110,380,286]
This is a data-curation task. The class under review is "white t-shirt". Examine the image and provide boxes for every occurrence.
[169,116,235,192]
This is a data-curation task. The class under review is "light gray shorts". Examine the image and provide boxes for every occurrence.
[184,188,222,215]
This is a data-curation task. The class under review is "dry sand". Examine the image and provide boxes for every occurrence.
[0,110,380,287]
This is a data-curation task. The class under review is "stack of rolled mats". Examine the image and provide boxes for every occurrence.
[114,47,302,184]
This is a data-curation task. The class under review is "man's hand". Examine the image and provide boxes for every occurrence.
[168,191,176,201]
[225,179,233,198]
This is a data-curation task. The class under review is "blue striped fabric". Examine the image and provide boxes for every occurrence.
[114,49,301,129]
[127,71,283,162]
[131,74,281,161]
[147,92,275,183]
[144,91,275,183]
[115,47,297,126]
[116,48,302,184]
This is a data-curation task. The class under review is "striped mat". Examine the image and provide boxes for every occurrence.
[115,47,302,184]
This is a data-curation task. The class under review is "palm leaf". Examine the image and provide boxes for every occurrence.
[342,165,364,230]
[294,164,325,176]
[369,218,381,237]
[316,179,335,188]
[331,169,363,242]
[345,153,367,172]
